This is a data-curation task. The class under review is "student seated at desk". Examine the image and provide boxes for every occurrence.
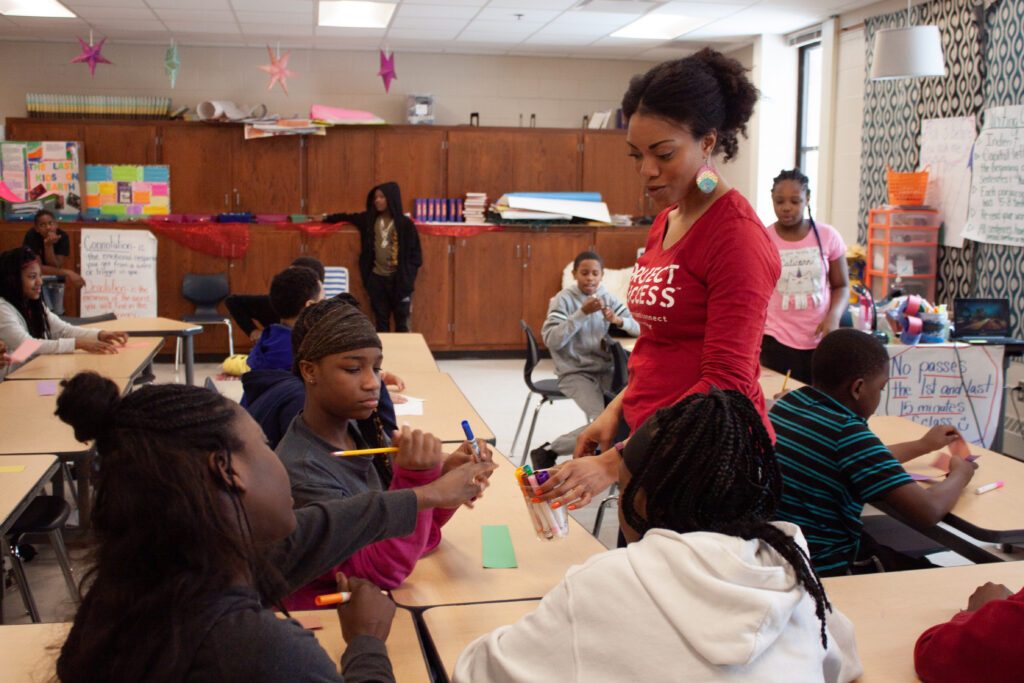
[52,371,494,682]
[245,265,325,375]
[914,581,1023,682]
[770,329,976,577]
[245,295,401,448]
[276,300,493,607]
[0,247,127,375]
[24,210,85,313]
[531,250,639,469]
[455,389,862,683]
[227,256,325,345]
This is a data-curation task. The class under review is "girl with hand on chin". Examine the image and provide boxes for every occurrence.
[0,247,126,375]
[540,48,781,514]
[761,169,849,385]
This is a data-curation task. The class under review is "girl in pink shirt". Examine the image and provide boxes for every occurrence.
[761,169,849,385]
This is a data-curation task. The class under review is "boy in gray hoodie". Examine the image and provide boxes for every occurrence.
[534,251,639,468]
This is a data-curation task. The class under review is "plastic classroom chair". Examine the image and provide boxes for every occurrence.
[1,496,80,623]
[510,321,572,467]
[177,272,234,366]
[591,338,631,538]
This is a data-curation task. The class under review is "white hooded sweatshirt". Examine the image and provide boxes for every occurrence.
[453,522,862,683]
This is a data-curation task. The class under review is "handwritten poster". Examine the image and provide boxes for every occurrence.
[80,229,158,318]
[880,344,1004,447]
[962,105,1024,247]
[919,116,976,247]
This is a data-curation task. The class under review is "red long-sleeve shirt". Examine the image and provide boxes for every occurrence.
[623,190,781,437]
[914,588,1024,683]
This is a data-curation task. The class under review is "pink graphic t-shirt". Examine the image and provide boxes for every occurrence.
[623,190,781,440]
[763,222,846,350]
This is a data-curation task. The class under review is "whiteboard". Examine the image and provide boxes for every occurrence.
[879,343,1005,448]
[79,229,158,318]
[962,105,1024,247]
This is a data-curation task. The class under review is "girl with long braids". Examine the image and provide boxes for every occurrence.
[0,246,126,375]
[53,372,493,682]
[454,389,862,682]
[276,299,493,608]
[761,169,850,384]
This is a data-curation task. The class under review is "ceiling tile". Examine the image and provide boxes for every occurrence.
[394,4,479,19]
[524,31,600,45]
[145,0,232,7]
[234,10,314,24]
[547,11,637,28]
[401,0,489,7]
[71,6,160,20]
[472,7,559,23]
[454,30,526,43]
[387,25,461,39]
[154,9,237,23]
[240,23,313,35]
[390,16,467,30]
[231,0,313,9]
[163,21,241,34]
[487,0,577,9]
[316,25,386,36]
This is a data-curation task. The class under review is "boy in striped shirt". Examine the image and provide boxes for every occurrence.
[770,329,976,576]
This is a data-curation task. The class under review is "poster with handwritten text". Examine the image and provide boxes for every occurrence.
[919,116,976,248]
[962,105,1024,247]
[880,344,1004,448]
[80,229,158,318]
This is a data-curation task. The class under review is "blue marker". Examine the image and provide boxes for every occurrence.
[461,420,481,463]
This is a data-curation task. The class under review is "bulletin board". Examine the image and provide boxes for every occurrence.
[0,141,82,217]
[84,165,170,218]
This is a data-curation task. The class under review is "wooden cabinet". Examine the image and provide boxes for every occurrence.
[6,120,83,143]
[85,124,157,165]
[521,230,595,334]
[374,128,446,214]
[594,226,648,269]
[230,135,302,214]
[410,234,453,347]
[306,127,376,215]
[228,229,306,348]
[582,131,645,217]
[159,125,234,214]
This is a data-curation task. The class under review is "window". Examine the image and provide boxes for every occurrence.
[796,41,822,217]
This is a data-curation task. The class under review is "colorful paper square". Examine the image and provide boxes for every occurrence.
[150,183,168,196]
[98,182,116,195]
[143,205,168,215]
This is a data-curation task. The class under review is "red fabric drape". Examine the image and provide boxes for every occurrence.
[147,221,250,259]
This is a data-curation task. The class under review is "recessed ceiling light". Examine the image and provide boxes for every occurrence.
[0,0,75,18]
[319,0,396,29]
[611,14,709,40]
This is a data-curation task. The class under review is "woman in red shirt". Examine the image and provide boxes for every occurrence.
[542,48,781,510]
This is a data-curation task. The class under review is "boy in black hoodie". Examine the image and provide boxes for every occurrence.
[323,182,422,332]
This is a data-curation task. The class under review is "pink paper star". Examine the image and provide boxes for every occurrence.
[378,50,397,93]
[258,45,297,95]
[70,36,112,77]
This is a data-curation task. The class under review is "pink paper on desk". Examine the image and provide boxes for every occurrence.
[36,380,57,396]
[10,338,43,363]
[0,180,24,203]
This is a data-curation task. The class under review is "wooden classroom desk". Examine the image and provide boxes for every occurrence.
[870,415,1024,549]
[0,454,58,536]
[758,365,806,399]
[394,372,495,444]
[390,450,606,608]
[6,338,163,384]
[380,332,440,375]
[822,561,1024,682]
[0,621,70,682]
[83,316,203,385]
[423,600,540,678]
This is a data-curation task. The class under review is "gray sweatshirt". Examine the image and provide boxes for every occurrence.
[541,284,639,377]
[0,298,99,377]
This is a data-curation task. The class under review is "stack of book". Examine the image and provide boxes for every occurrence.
[464,192,487,224]
[27,94,172,119]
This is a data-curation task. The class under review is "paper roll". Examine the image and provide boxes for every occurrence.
[904,295,923,316]
[196,101,267,121]
[905,315,923,335]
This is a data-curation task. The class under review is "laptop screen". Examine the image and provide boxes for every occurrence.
[953,298,1011,337]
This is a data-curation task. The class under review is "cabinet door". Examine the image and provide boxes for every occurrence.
[374,128,446,214]
[84,124,157,165]
[159,125,235,214]
[447,129,580,202]
[452,232,524,348]
[306,127,376,215]
[410,234,452,348]
[521,231,595,342]
[231,135,302,214]
[228,229,306,348]
[5,120,83,142]
[582,131,644,216]
[594,226,649,269]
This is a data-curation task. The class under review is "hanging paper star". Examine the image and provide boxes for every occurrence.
[257,45,297,95]
[70,36,112,77]
[165,42,180,89]
[378,50,397,93]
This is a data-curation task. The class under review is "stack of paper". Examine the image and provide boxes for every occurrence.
[393,394,425,417]
[244,119,327,140]
[492,192,611,223]
[464,192,488,224]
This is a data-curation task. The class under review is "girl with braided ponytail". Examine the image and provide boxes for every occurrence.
[276,299,495,609]
[761,168,850,384]
[456,389,862,683]
[53,371,492,682]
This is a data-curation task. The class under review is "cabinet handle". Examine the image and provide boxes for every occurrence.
[225,193,229,208]
[527,244,531,259]
[234,190,241,207]
[515,244,520,258]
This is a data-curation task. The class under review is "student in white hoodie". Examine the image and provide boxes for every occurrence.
[454,388,862,683]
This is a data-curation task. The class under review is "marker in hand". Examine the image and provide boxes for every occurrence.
[461,420,481,463]
[314,591,351,606]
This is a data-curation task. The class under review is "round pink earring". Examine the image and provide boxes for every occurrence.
[696,159,719,194]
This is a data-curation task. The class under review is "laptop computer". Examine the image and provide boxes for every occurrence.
[951,298,1024,345]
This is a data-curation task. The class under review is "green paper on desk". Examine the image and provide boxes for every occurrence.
[482,524,517,568]
[0,465,26,473]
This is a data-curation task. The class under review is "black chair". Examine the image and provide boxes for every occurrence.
[177,273,234,366]
[1,496,80,623]
[510,321,572,467]
[592,338,632,537]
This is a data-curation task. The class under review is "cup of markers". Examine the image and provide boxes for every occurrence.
[515,465,569,540]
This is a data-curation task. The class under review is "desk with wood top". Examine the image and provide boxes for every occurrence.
[422,600,539,677]
[391,450,606,608]
[379,333,440,375]
[758,365,806,399]
[394,372,495,444]
[83,317,203,385]
[0,454,59,537]
[822,561,1024,682]
[6,338,163,384]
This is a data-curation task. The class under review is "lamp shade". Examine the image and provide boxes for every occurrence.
[870,25,946,80]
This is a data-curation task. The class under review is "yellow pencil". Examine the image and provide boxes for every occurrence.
[331,446,399,457]
[781,369,791,393]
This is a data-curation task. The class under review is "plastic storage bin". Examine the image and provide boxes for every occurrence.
[867,206,938,303]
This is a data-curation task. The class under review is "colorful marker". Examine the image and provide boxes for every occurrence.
[976,481,1004,495]
[461,420,481,463]
[314,591,352,606]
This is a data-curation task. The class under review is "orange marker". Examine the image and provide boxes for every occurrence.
[314,591,352,606]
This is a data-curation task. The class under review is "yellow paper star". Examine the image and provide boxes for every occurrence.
[257,45,297,95]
